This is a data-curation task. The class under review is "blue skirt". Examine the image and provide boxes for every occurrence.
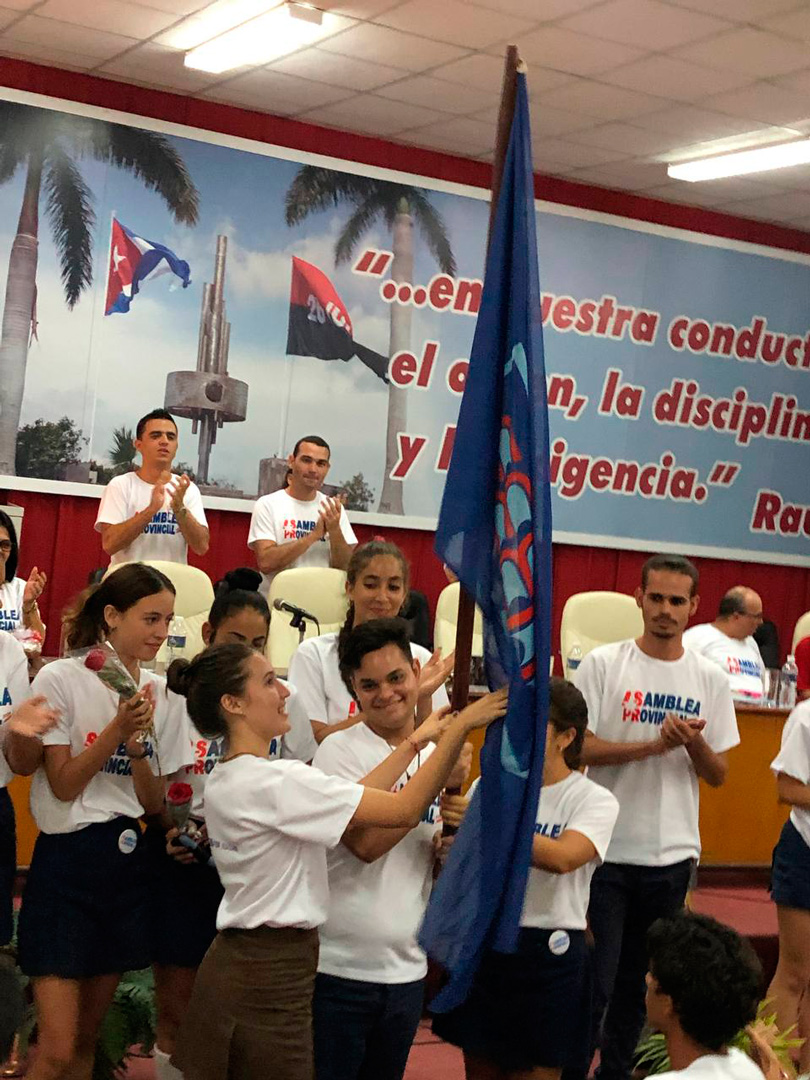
[431,928,591,1071]
[18,817,155,978]
[772,817,810,910]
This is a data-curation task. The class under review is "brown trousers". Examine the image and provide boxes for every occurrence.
[173,926,320,1080]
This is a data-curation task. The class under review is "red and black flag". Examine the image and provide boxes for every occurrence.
[286,256,389,383]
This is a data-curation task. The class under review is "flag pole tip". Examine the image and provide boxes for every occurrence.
[516,58,527,73]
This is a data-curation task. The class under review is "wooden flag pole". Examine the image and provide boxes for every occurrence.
[449,44,522,717]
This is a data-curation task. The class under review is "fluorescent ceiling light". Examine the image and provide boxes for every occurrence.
[184,2,330,73]
[163,0,280,52]
[669,138,810,182]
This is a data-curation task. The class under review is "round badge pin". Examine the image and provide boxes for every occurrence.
[549,930,570,956]
[118,829,138,855]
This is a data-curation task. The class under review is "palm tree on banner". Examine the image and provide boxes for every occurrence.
[107,425,136,476]
[0,99,200,474]
[285,168,456,516]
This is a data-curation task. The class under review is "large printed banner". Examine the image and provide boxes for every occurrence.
[1,89,809,565]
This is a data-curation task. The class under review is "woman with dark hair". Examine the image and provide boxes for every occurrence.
[0,509,46,639]
[167,642,506,1080]
[17,563,194,1080]
[287,540,451,744]
[432,678,620,1080]
[150,579,316,1080]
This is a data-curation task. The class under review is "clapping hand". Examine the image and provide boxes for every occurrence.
[418,649,455,700]
[169,474,191,515]
[23,567,46,609]
[5,696,59,739]
[661,714,706,749]
[149,481,166,516]
[319,496,344,537]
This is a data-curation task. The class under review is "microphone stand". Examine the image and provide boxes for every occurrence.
[287,609,320,645]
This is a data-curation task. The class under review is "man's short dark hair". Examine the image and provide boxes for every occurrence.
[718,587,749,618]
[339,617,413,698]
[292,435,330,459]
[136,409,177,440]
[648,912,761,1051]
[641,554,699,596]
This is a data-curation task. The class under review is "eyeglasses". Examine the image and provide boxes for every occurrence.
[0,541,12,555]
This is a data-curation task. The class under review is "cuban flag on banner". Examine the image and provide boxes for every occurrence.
[418,70,553,1012]
[105,218,191,315]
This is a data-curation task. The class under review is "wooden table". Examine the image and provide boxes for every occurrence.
[461,702,791,867]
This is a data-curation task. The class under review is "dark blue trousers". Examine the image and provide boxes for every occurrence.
[565,859,691,1080]
[313,972,424,1080]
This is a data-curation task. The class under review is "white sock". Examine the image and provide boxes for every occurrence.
[154,1046,184,1080]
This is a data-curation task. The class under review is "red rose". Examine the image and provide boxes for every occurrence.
[84,648,108,672]
[166,782,194,807]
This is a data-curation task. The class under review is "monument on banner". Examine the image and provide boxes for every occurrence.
[164,235,248,485]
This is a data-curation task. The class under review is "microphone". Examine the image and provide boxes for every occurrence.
[273,598,320,623]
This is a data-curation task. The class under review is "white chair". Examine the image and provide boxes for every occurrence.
[268,567,348,674]
[793,611,810,653]
[559,590,643,678]
[103,560,215,661]
[434,582,484,660]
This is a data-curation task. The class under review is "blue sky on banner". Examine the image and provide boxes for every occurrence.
[0,126,486,496]
[419,69,552,1012]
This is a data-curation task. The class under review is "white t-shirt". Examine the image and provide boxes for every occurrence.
[287,633,449,726]
[95,471,208,566]
[0,632,31,788]
[31,659,194,834]
[181,680,318,817]
[771,699,810,848]
[204,756,363,930]
[683,623,764,704]
[521,771,619,931]
[657,1049,763,1080]
[314,723,441,983]
[247,489,357,593]
[0,578,25,633]
[575,639,739,866]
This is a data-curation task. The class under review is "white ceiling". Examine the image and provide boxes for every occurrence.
[3,0,810,229]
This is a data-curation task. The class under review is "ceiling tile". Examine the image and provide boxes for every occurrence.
[402,116,496,154]
[431,53,572,95]
[783,215,810,233]
[320,0,407,14]
[675,28,810,79]
[559,0,732,50]
[476,102,597,136]
[0,37,100,67]
[664,0,804,20]
[99,41,217,91]
[0,14,138,60]
[125,0,207,12]
[601,55,755,102]
[631,104,776,141]
[374,74,496,115]
[566,121,680,155]
[374,0,536,49]
[318,23,468,72]
[569,159,670,189]
[731,191,810,218]
[296,93,450,136]
[533,137,630,167]
[469,0,599,18]
[202,68,355,112]
[0,0,49,9]
[760,7,810,41]
[269,48,403,91]
[502,26,646,76]
[704,82,810,127]
[0,8,20,32]
[35,0,178,38]
[540,79,667,121]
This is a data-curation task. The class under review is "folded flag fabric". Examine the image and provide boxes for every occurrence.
[418,69,553,1013]
[286,256,389,383]
[105,217,191,315]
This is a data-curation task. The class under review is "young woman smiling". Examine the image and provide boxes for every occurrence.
[17,564,193,1080]
[287,541,452,744]
[167,642,506,1080]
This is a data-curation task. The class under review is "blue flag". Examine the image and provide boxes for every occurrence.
[418,70,552,1012]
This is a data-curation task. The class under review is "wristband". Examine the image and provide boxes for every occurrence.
[126,745,148,760]
[405,734,421,754]
[176,506,188,518]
